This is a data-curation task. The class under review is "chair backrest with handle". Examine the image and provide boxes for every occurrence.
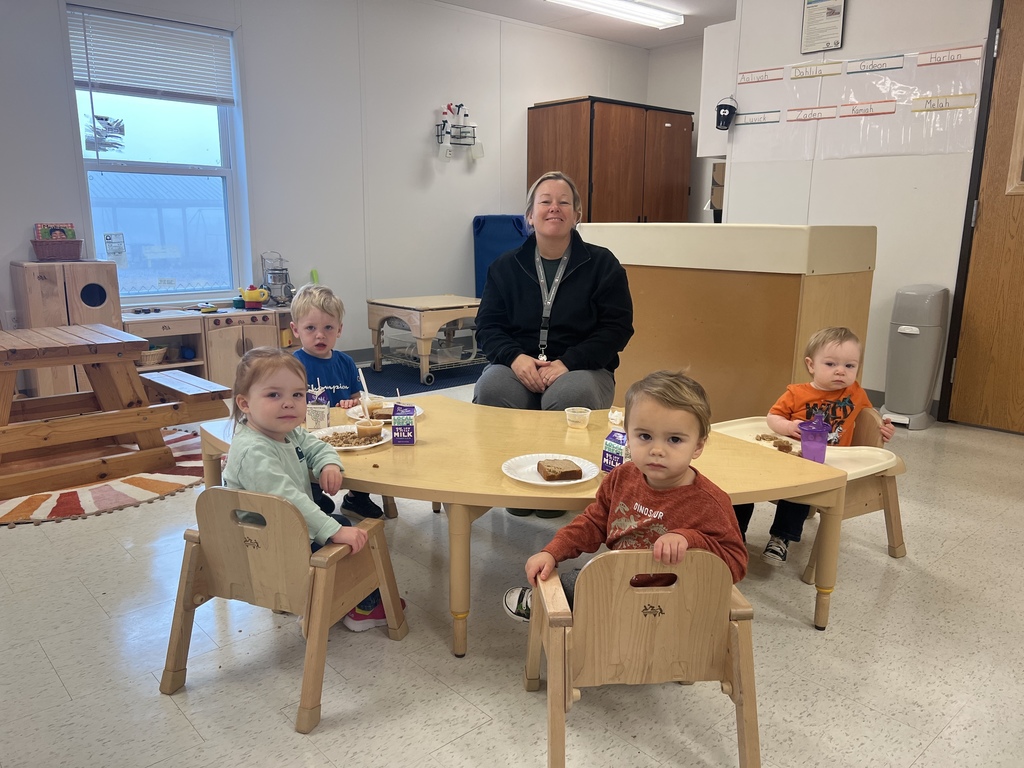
[193,487,313,615]
[851,408,885,448]
[570,548,734,688]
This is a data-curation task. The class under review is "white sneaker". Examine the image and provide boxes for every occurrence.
[503,587,532,622]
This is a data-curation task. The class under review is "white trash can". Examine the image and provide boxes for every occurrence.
[880,284,949,430]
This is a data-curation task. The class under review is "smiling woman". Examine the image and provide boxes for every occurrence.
[473,170,635,518]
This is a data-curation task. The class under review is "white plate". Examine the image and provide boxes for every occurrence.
[311,424,392,451]
[501,453,600,487]
[346,402,424,423]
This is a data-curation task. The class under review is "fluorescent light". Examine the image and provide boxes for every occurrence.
[545,0,684,30]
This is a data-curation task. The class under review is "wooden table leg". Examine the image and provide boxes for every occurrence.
[202,443,223,488]
[370,320,385,372]
[84,361,166,450]
[806,485,846,631]
[414,336,433,384]
[445,502,490,657]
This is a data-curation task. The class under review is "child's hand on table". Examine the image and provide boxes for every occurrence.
[335,398,359,409]
[318,464,343,495]
[653,532,689,564]
[330,525,367,553]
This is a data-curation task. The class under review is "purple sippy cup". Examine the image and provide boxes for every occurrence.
[797,414,829,463]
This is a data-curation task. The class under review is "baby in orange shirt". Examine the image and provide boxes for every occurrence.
[735,327,895,566]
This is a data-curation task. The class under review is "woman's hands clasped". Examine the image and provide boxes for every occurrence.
[511,354,569,393]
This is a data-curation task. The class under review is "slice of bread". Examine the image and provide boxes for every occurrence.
[371,405,395,420]
[537,458,583,482]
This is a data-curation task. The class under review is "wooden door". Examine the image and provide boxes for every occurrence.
[527,100,591,213]
[206,324,243,387]
[643,110,692,222]
[243,323,279,353]
[948,1,1024,432]
[590,101,646,222]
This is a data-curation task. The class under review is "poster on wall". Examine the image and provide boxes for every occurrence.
[801,0,845,55]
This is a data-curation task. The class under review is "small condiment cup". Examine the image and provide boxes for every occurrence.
[565,407,592,429]
[355,419,384,438]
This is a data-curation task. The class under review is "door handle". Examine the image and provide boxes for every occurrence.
[235,336,244,357]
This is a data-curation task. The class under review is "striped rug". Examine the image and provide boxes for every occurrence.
[0,430,203,526]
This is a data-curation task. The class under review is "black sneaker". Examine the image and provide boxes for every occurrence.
[341,492,384,519]
[312,485,335,515]
[762,535,788,566]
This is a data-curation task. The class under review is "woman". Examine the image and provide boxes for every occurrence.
[474,171,634,516]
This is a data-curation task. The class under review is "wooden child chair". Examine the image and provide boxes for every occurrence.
[159,487,408,733]
[523,549,761,768]
[802,408,906,582]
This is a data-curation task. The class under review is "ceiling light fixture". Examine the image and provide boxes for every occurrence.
[545,0,684,30]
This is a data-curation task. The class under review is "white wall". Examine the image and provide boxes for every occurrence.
[647,38,712,223]
[725,0,992,394]
[0,0,658,352]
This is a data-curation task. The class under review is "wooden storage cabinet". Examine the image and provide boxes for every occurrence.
[527,97,693,223]
[10,260,122,396]
[121,313,206,378]
[205,312,281,387]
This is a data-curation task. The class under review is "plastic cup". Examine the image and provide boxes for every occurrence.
[565,407,592,429]
[798,417,829,463]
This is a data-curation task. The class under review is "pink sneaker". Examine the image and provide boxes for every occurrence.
[343,598,406,632]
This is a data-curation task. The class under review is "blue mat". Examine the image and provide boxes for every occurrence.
[359,360,487,396]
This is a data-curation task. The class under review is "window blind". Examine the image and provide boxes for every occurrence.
[67,6,235,106]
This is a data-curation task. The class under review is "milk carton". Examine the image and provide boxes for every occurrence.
[391,403,417,445]
[601,428,627,472]
[306,384,330,430]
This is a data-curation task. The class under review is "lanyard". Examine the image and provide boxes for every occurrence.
[534,246,570,361]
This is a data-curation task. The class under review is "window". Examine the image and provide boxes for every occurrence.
[67,7,243,298]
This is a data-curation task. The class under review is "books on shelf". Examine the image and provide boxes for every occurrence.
[34,222,77,240]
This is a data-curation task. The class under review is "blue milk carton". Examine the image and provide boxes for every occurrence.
[392,403,417,445]
[601,428,627,472]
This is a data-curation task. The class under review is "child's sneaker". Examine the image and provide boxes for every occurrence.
[762,535,789,566]
[503,587,532,622]
[341,492,384,519]
[342,598,406,632]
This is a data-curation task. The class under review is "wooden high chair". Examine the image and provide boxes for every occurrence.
[523,549,760,768]
[159,487,408,733]
[802,408,907,582]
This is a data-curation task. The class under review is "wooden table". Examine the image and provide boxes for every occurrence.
[201,395,850,655]
[0,324,229,500]
[366,295,480,385]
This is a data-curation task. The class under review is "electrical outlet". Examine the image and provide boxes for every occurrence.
[1,310,18,331]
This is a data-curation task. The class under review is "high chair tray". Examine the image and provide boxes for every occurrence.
[711,417,898,481]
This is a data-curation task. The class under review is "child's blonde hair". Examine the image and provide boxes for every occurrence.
[290,283,344,325]
[624,370,712,440]
[805,327,861,360]
[232,347,307,424]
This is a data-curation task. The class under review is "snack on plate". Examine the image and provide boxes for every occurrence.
[319,431,381,448]
[371,404,395,420]
[773,439,793,453]
[537,458,583,482]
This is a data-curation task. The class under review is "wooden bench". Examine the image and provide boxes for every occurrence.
[140,370,231,424]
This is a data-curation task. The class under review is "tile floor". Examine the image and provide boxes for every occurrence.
[2,385,1023,767]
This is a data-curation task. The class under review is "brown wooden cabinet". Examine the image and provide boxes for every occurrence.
[10,260,122,396]
[527,97,693,223]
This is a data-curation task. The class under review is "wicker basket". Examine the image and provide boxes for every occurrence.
[31,239,84,261]
[138,346,168,366]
